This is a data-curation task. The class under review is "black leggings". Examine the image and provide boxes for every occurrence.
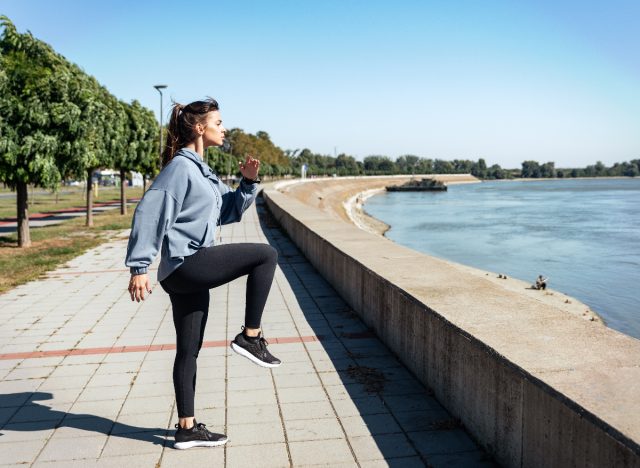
[160,243,278,418]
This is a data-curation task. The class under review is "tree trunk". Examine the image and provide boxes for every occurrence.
[86,169,94,227]
[17,181,31,248]
[120,168,127,215]
[143,176,147,193]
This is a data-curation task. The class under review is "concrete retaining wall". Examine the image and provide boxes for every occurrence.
[263,188,640,468]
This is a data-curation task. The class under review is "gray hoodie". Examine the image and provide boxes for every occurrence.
[125,147,258,281]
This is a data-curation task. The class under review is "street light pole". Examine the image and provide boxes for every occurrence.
[153,84,168,166]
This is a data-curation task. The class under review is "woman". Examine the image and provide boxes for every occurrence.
[125,98,281,450]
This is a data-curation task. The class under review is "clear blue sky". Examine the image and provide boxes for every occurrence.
[3,0,639,168]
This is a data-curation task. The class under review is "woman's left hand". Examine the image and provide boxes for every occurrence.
[239,155,260,180]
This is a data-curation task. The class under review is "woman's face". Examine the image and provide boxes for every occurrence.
[202,110,226,147]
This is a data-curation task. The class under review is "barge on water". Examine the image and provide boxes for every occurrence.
[386,178,448,192]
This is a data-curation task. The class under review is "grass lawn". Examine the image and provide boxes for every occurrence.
[0,205,136,294]
[0,186,144,219]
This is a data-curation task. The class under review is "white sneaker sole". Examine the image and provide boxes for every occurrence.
[230,342,282,368]
[174,438,228,450]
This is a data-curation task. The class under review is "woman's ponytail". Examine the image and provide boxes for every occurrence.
[161,98,219,168]
[162,104,184,168]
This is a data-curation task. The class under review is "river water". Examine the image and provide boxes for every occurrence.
[364,178,640,340]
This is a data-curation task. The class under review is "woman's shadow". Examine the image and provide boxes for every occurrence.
[0,391,169,446]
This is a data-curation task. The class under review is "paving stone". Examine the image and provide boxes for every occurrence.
[0,406,19,425]
[193,390,225,410]
[48,363,99,378]
[426,450,498,467]
[33,388,84,406]
[0,439,48,465]
[272,371,321,388]
[318,370,359,387]
[96,452,163,467]
[68,399,123,420]
[226,442,289,467]
[227,388,278,407]
[408,429,479,456]
[280,400,335,421]
[393,408,453,432]
[128,382,175,399]
[284,417,345,442]
[114,371,161,386]
[378,378,427,396]
[160,447,224,466]
[350,433,417,461]
[0,379,42,395]
[94,361,141,375]
[51,416,115,438]
[227,374,274,391]
[324,382,373,401]
[276,385,328,404]
[340,413,402,437]
[4,366,55,380]
[227,403,281,425]
[120,395,174,415]
[273,350,316,363]
[37,375,91,391]
[112,411,172,433]
[289,438,356,466]
[32,457,99,467]
[360,456,426,467]
[332,396,389,417]
[16,356,64,368]
[100,431,166,457]
[383,394,444,413]
[313,358,357,373]
[227,420,285,446]
[8,403,71,424]
[0,421,56,442]
[36,434,107,462]
[77,385,131,402]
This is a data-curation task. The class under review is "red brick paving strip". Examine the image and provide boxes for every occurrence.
[0,335,322,360]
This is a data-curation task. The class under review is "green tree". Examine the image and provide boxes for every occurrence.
[396,155,420,174]
[521,160,541,178]
[471,158,488,178]
[115,100,159,215]
[540,161,556,178]
[225,128,288,168]
[363,155,394,174]
[335,154,359,175]
[487,164,507,179]
[433,159,454,174]
[416,158,433,174]
[0,16,66,246]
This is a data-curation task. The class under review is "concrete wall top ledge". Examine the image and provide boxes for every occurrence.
[264,188,640,453]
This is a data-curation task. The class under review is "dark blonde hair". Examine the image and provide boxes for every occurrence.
[162,98,219,167]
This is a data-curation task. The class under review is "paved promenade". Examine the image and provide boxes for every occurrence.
[0,197,495,467]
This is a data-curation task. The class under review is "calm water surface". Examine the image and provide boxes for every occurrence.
[364,178,640,340]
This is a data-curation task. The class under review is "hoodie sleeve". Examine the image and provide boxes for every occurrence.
[125,189,182,275]
[218,178,258,225]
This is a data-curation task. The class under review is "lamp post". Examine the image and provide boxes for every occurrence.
[153,84,168,163]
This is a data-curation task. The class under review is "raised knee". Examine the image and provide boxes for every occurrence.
[266,245,278,264]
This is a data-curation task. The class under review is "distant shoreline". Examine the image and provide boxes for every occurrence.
[495,175,637,182]
[279,175,604,326]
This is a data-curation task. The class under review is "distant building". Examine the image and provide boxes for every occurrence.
[130,171,143,187]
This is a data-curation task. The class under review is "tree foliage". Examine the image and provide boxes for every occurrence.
[0,16,159,243]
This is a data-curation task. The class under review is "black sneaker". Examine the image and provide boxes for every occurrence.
[231,331,282,368]
[173,420,228,450]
